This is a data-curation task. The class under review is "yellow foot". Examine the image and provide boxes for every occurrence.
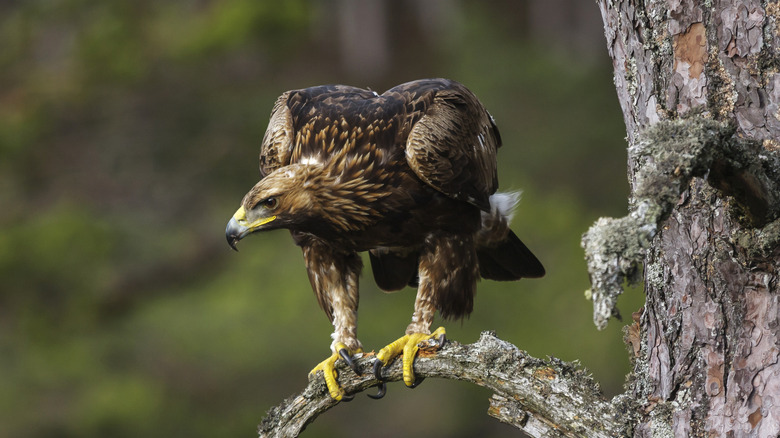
[374,327,447,388]
[309,343,362,401]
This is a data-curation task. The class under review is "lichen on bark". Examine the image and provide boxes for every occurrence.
[583,109,780,330]
[582,115,731,330]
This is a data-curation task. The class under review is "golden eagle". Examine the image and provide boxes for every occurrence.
[226,78,544,400]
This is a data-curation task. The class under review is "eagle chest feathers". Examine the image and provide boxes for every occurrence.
[225,78,544,401]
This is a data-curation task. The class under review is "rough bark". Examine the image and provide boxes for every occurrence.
[589,0,780,436]
[258,332,626,438]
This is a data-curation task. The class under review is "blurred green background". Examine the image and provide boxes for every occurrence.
[1,1,644,437]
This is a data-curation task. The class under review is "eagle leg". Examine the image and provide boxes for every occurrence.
[301,243,364,401]
[373,326,447,390]
[309,341,363,401]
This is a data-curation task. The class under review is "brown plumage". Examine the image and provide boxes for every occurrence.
[226,78,544,399]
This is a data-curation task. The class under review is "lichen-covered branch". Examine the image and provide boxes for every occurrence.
[582,115,780,329]
[258,332,628,438]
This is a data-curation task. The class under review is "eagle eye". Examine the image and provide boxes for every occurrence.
[260,197,278,210]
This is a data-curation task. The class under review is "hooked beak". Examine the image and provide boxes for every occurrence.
[225,206,277,251]
[225,217,247,251]
[226,207,249,252]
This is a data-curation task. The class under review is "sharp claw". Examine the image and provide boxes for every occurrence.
[340,393,354,402]
[407,375,425,389]
[438,332,447,347]
[368,359,388,399]
[373,359,384,381]
[367,382,386,399]
[338,348,360,374]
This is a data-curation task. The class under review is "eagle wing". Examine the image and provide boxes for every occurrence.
[258,92,295,177]
[259,84,396,177]
[401,80,501,211]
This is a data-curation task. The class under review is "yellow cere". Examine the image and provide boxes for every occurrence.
[232,206,247,221]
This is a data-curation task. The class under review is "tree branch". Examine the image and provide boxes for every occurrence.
[258,331,629,438]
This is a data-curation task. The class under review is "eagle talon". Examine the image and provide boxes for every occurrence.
[374,327,447,389]
[310,343,362,401]
[367,360,388,399]
[367,382,386,399]
[372,359,384,381]
[338,348,360,374]
[407,376,425,389]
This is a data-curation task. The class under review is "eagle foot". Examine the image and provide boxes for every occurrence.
[370,327,446,398]
[310,343,362,401]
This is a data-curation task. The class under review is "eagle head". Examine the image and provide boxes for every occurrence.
[225,163,320,251]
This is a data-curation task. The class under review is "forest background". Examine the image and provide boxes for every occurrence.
[0,1,645,437]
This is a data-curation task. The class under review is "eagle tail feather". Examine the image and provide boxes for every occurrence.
[475,191,544,280]
[478,229,545,280]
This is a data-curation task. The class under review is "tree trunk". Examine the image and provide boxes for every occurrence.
[591,0,780,436]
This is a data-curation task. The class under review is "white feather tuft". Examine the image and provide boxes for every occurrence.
[488,191,522,224]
